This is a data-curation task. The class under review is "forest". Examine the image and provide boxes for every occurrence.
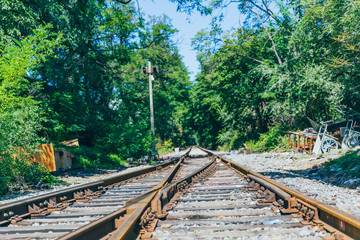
[0,0,359,194]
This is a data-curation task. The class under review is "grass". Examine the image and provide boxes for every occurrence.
[323,149,360,178]
[243,125,291,153]
[156,140,174,156]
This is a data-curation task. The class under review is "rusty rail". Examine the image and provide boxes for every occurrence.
[0,150,189,226]
[59,147,192,240]
[199,146,360,240]
[152,158,217,216]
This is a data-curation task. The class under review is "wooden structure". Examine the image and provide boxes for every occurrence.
[60,138,79,147]
[33,144,57,171]
[32,143,73,171]
[287,132,317,154]
[54,149,74,170]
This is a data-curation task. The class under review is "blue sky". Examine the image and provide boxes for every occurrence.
[138,0,243,81]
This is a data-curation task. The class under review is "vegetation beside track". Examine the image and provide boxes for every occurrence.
[322,149,360,180]
[242,125,291,153]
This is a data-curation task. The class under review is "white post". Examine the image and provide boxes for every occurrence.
[148,61,157,158]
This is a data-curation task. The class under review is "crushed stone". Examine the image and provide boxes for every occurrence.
[218,151,360,219]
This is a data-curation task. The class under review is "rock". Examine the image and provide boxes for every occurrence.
[161,224,172,229]
[224,150,360,219]
[236,148,245,154]
[267,219,281,224]
[344,179,356,185]
[329,149,340,155]
[245,149,252,154]
[350,166,360,172]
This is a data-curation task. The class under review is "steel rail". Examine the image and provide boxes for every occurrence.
[199,146,360,240]
[152,158,217,215]
[59,147,192,240]
[0,151,188,226]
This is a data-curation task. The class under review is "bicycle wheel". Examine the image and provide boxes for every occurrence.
[321,139,338,152]
[346,136,359,147]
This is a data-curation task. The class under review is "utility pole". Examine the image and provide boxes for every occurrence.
[142,62,159,159]
[148,61,157,158]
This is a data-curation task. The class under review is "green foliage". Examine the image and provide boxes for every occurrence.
[55,144,127,169]
[0,0,191,178]
[0,25,61,196]
[244,125,287,153]
[156,139,174,156]
[323,150,360,178]
[217,130,243,150]
[3,0,360,197]
[186,0,360,149]
[0,155,59,195]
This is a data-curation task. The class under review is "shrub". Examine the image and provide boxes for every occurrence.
[156,139,174,156]
[0,153,59,196]
[244,125,288,152]
[54,144,127,169]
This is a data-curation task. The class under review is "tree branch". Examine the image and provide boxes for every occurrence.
[235,53,265,64]
[260,0,281,24]
[245,0,283,65]
[114,0,132,4]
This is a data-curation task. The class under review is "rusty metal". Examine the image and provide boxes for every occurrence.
[151,158,217,216]
[287,132,317,153]
[198,147,360,240]
[58,148,192,240]
[0,154,185,227]
[103,156,216,240]
[148,160,312,239]
[5,146,359,239]
[246,174,298,213]
[109,156,217,240]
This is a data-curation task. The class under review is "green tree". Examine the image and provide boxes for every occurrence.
[184,0,359,149]
[0,25,61,194]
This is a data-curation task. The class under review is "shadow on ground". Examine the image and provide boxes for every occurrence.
[259,165,359,190]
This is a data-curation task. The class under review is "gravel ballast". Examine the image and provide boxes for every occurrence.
[218,151,360,219]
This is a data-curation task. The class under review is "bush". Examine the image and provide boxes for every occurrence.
[54,144,127,169]
[217,130,244,150]
[156,139,174,156]
[0,25,61,196]
[244,125,288,153]
[0,153,59,196]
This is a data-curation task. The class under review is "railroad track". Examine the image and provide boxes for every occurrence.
[0,147,359,239]
[1,163,178,239]
[0,149,193,239]
[150,163,323,239]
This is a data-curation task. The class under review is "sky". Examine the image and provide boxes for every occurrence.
[137,0,243,81]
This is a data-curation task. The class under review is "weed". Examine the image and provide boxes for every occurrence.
[244,125,288,153]
[323,149,360,178]
[156,139,174,156]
